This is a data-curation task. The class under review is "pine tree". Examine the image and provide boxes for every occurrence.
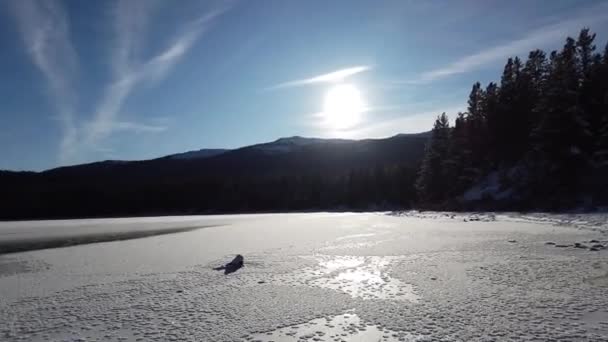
[576,28,598,155]
[415,113,451,204]
[593,42,608,166]
[415,28,607,208]
[522,50,548,133]
[483,82,500,164]
[527,37,586,196]
[496,57,518,162]
[509,56,532,162]
[466,82,489,167]
[529,50,558,155]
[523,50,548,90]
[597,118,608,166]
[443,112,466,196]
[576,28,596,79]
[467,82,484,118]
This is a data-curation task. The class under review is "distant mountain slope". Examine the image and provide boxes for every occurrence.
[250,136,352,154]
[39,133,428,179]
[165,149,230,160]
[0,133,429,219]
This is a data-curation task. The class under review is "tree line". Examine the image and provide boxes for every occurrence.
[416,28,608,210]
[0,166,419,220]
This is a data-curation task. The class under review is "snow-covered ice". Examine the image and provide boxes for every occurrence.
[244,312,421,342]
[1,212,608,341]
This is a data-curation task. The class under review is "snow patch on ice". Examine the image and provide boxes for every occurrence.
[393,210,608,234]
[243,312,422,342]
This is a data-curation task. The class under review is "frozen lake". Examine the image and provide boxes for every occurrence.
[1,212,608,341]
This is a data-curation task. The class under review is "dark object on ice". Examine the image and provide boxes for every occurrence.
[590,247,600,252]
[590,240,600,243]
[258,280,266,284]
[213,254,244,274]
[574,242,588,249]
[508,240,517,243]
[545,242,556,245]
[591,244,604,249]
[555,244,571,248]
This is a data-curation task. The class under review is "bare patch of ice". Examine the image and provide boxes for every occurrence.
[0,257,50,277]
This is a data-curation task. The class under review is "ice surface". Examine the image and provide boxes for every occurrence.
[244,312,422,342]
[1,212,608,341]
[395,210,608,233]
[298,255,419,301]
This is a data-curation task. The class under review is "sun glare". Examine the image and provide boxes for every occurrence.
[322,83,365,130]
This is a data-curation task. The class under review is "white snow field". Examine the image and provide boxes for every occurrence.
[1,212,607,341]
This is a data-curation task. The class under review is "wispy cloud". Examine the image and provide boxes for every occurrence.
[84,1,233,150]
[416,2,608,83]
[110,121,168,134]
[267,65,372,90]
[10,0,232,164]
[9,0,78,161]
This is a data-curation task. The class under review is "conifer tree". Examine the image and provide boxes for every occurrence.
[415,28,608,208]
[482,82,500,164]
[415,113,451,203]
[532,37,586,193]
[593,42,608,166]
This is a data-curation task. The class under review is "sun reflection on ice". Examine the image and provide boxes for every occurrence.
[300,255,419,302]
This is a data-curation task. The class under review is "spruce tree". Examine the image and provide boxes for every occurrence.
[509,56,531,162]
[482,82,500,165]
[444,113,468,194]
[525,37,585,197]
[415,28,607,208]
[594,42,608,166]
[466,82,488,168]
[415,113,451,204]
[522,50,548,134]
[496,58,517,162]
[576,28,596,79]
[576,28,598,155]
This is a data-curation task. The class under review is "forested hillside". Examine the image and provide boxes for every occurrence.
[0,134,427,220]
[416,29,608,210]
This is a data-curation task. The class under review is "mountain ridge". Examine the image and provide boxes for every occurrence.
[0,132,430,220]
[4,132,429,173]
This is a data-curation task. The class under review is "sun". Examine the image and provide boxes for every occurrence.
[322,83,365,130]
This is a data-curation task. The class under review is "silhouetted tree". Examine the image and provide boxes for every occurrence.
[416,28,608,209]
[482,82,500,164]
[416,113,451,204]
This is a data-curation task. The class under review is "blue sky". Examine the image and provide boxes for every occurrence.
[1,0,608,171]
